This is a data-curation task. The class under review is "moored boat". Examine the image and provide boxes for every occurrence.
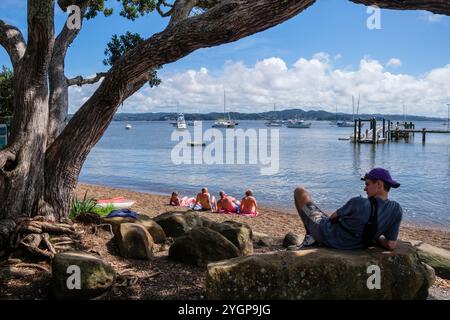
[286,119,311,128]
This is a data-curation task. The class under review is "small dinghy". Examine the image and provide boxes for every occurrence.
[187,141,206,147]
[96,197,135,209]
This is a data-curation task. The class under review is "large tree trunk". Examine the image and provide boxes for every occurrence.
[0,1,55,222]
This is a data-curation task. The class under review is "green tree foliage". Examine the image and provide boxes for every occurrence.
[0,66,13,117]
[104,32,162,87]
[84,0,158,20]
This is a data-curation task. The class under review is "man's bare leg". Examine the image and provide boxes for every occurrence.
[294,187,314,236]
[294,187,312,213]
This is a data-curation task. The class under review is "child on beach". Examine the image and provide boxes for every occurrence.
[169,192,180,206]
[169,191,196,207]
[240,189,259,216]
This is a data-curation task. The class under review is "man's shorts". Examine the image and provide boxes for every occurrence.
[300,202,329,243]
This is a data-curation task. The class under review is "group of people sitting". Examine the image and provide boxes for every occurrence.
[169,187,258,216]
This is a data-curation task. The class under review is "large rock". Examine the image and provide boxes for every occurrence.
[169,227,240,267]
[51,251,116,299]
[206,241,434,300]
[153,211,204,237]
[136,215,167,244]
[411,241,450,280]
[103,215,166,243]
[102,217,136,235]
[283,232,302,248]
[116,223,154,260]
[209,221,253,256]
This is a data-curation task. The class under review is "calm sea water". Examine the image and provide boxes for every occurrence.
[79,120,450,228]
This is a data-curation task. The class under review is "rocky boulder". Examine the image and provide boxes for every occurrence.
[51,251,116,299]
[169,227,240,267]
[283,232,302,248]
[209,220,253,256]
[136,215,167,244]
[115,223,154,260]
[102,216,136,235]
[153,211,204,237]
[411,241,450,280]
[206,241,434,300]
[102,215,166,243]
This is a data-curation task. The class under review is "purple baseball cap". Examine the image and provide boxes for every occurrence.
[361,167,400,188]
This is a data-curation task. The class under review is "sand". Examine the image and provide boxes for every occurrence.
[3,182,448,300]
[76,183,450,250]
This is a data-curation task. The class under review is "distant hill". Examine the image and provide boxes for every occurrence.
[107,108,443,122]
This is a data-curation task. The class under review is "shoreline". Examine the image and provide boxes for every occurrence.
[77,183,450,250]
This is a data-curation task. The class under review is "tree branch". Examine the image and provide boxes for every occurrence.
[156,0,175,17]
[0,20,26,68]
[46,0,317,177]
[168,0,199,27]
[48,1,90,145]
[54,1,90,58]
[349,0,450,15]
[67,72,107,86]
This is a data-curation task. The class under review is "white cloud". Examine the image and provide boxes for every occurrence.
[421,12,444,23]
[386,58,402,68]
[69,54,450,117]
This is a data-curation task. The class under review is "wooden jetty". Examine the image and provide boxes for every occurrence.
[389,127,450,143]
[351,118,389,144]
[350,119,450,144]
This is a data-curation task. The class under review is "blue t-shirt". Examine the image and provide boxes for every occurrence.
[318,196,403,250]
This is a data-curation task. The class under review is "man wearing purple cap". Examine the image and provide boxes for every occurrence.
[290,167,402,251]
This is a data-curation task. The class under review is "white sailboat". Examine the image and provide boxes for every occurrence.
[170,103,187,129]
[176,112,187,130]
[265,104,283,127]
[337,95,358,127]
[212,90,236,128]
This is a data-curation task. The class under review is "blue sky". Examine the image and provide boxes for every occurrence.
[1,0,450,116]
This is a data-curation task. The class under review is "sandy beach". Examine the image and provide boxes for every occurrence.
[2,182,449,300]
[76,183,450,250]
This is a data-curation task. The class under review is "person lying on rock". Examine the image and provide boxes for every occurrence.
[291,167,402,251]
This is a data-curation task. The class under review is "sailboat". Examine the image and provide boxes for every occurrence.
[337,95,358,127]
[173,103,186,130]
[329,103,339,125]
[265,104,283,127]
[176,113,187,130]
[285,115,311,128]
[212,90,236,128]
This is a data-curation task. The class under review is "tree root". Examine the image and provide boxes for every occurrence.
[5,217,81,260]
[93,223,113,235]
[19,233,54,260]
[12,263,50,273]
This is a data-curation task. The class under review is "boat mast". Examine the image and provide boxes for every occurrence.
[335,103,338,122]
[356,93,360,117]
[352,95,355,122]
[403,103,406,123]
[223,90,226,120]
